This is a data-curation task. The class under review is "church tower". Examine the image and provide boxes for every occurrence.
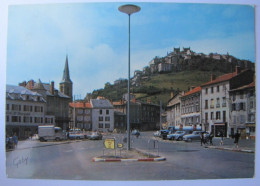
[59,55,73,102]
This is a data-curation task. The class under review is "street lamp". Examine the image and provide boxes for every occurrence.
[118,4,141,151]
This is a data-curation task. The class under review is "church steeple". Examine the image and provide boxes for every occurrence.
[61,55,72,83]
[59,55,73,101]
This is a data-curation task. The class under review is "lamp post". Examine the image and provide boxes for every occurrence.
[118,4,141,151]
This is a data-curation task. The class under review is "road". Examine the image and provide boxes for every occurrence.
[5,132,255,181]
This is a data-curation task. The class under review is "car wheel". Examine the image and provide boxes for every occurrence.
[39,137,45,142]
[178,137,183,141]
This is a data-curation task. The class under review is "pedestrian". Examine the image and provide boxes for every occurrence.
[203,132,208,145]
[219,131,224,146]
[13,133,18,149]
[200,132,205,146]
[234,131,240,148]
[209,132,214,145]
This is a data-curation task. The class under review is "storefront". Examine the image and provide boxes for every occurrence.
[245,123,255,140]
[211,123,227,137]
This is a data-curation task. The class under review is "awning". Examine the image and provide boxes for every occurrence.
[214,123,225,126]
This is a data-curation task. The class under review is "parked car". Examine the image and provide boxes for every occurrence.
[88,132,103,140]
[160,126,175,139]
[167,131,187,141]
[131,129,140,136]
[183,131,209,142]
[153,131,161,137]
[68,132,85,140]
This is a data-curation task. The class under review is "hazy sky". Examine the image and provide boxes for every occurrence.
[6,2,255,98]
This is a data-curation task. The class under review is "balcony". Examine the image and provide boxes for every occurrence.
[222,103,227,107]
[210,105,214,109]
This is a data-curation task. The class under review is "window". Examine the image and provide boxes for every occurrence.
[98,123,103,128]
[12,104,21,111]
[98,117,103,121]
[205,113,208,122]
[216,98,220,108]
[250,101,254,109]
[210,112,214,120]
[205,88,208,94]
[34,106,42,112]
[211,87,214,93]
[24,105,31,112]
[77,109,83,114]
[6,116,9,122]
[99,110,102,115]
[240,92,244,99]
[105,117,110,121]
[105,124,110,128]
[240,115,245,123]
[12,116,21,122]
[233,116,236,124]
[210,99,214,108]
[23,116,30,123]
[205,100,208,109]
[217,86,220,92]
[216,111,221,120]
[222,97,226,107]
[6,104,9,110]
[106,110,109,115]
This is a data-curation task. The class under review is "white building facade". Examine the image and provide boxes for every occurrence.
[6,85,55,139]
[90,98,114,132]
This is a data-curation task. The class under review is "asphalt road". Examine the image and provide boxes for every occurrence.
[5,132,255,181]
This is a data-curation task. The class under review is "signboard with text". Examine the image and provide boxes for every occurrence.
[104,138,115,149]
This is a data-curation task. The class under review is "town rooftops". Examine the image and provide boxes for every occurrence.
[183,86,201,97]
[229,81,255,92]
[90,99,113,109]
[69,102,92,108]
[6,84,42,96]
[201,67,247,87]
[6,84,45,102]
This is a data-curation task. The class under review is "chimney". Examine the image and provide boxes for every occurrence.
[190,86,195,91]
[19,81,26,87]
[50,81,55,95]
[27,80,34,90]
[210,74,216,81]
[171,91,174,98]
[235,66,241,74]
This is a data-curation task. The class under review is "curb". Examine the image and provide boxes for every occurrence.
[206,146,254,153]
[92,156,166,162]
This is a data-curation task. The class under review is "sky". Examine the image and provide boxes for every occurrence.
[5,1,256,99]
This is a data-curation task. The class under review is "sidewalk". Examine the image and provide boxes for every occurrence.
[205,137,255,153]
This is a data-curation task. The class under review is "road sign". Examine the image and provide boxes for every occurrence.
[104,138,115,149]
[117,143,123,148]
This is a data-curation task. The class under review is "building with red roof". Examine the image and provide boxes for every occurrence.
[201,66,254,137]
[180,86,202,128]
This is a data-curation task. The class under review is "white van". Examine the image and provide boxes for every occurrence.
[38,125,66,142]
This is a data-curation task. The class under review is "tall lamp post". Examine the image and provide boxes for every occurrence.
[118,4,141,151]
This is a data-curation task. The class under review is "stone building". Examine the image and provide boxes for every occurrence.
[18,55,72,130]
[201,67,254,137]
[6,85,55,139]
[180,86,201,127]
[229,81,255,139]
[90,98,114,132]
[69,102,92,130]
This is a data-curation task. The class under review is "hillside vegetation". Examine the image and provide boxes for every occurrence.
[89,70,224,107]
